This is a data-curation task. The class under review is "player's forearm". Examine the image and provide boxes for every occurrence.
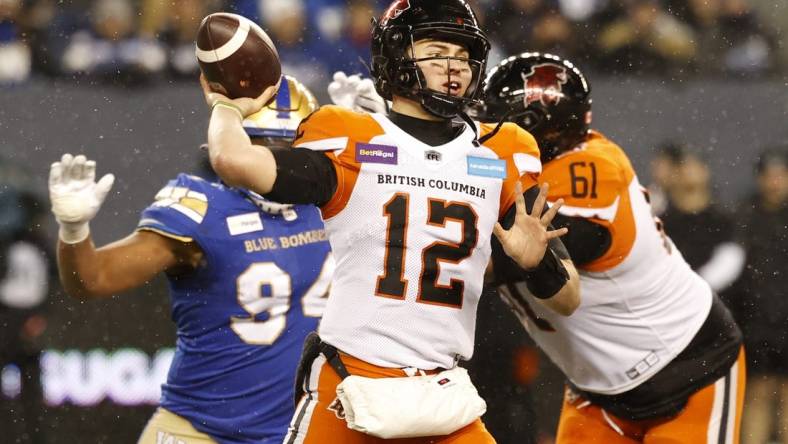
[535,259,580,316]
[57,233,172,299]
[207,106,277,194]
[57,237,114,299]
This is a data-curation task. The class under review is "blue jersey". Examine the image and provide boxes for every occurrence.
[137,174,332,444]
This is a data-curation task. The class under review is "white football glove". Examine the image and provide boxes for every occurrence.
[49,154,115,244]
[328,71,387,114]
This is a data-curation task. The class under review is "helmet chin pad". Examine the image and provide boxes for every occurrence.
[418,62,480,118]
[419,89,466,119]
[397,54,483,119]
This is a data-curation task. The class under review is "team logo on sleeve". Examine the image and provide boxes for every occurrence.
[521,63,568,107]
[380,0,411,25]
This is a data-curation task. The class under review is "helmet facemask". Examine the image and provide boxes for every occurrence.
[511,106,562,162]
[404,30,486,118]
[372,19,490,119]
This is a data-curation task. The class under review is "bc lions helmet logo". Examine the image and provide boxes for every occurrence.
[381,0,411,25]
[521,63,568,107]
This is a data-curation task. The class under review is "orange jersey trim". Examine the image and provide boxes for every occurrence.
[477,122,542,218]
[540,131,637,271]
[293,105,386,219]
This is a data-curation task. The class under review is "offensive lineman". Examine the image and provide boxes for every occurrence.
[201,1,580,442]
[482,53,745,443]
[50,77,333,444]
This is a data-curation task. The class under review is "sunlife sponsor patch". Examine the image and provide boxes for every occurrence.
[226,212,264,235]
[467,156,507,179]
[355,143,398,165]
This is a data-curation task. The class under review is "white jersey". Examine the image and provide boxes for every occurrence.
[503,131,712,395]
[293,105,542,370]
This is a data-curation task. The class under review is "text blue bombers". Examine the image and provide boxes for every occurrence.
[467,156,507,179]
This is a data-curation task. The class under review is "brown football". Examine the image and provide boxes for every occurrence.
[196,12,281,99]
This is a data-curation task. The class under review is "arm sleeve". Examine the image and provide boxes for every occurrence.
[265,148,338,206]
[550,213,612,266]
[275,105,373,217]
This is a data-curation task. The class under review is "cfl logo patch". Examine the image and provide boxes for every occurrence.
[425,150,442,162]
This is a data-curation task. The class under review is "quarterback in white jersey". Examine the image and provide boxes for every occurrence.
[483,53,745,443]
[200,2,580,443]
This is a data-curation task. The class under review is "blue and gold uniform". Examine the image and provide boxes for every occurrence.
[135,76,328,444]
[137,173,332,443]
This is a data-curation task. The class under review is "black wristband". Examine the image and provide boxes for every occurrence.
[523,248,570,299]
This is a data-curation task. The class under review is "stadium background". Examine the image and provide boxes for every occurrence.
[0,0,786,443]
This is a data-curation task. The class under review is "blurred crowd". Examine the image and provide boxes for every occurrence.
[0,158,52,443]
[648,143,788,443]
[486,0,786,77]
[0,0,787,89]
[0,0,385,89]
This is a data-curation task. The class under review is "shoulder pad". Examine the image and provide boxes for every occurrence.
[541,148,626,216]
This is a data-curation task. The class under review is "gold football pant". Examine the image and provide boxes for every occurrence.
[137,407,217,444]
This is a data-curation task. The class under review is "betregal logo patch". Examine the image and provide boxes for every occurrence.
[355,143,398,165]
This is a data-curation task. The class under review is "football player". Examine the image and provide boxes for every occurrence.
[481,53,745,443]
[49,77,333,444]
[200,1,581,442]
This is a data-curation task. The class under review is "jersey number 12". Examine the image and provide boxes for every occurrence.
[376,193,478,309]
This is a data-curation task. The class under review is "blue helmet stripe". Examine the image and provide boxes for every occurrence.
[243,128,296,139]
[276,77,291,119]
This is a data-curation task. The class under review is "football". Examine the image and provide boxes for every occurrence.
[195,12,281,99]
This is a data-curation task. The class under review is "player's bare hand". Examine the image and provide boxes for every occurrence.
[200,74,279,118]
[493,183,568,269]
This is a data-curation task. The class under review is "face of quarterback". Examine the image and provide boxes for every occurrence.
[411,39,472,97]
